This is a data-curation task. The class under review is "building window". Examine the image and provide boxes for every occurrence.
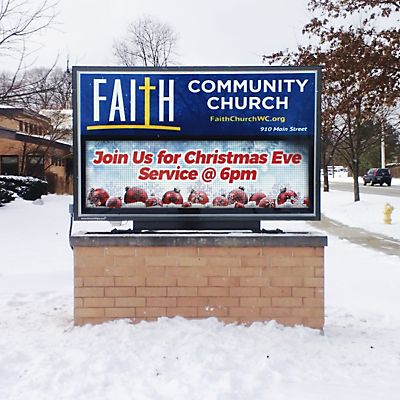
[19,121,23,132]
[51,157,65,167]
[26,155,44,178]
[1,155,19,175]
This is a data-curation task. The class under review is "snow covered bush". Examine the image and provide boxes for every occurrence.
[0,188,15,205]
[0,176,48,202]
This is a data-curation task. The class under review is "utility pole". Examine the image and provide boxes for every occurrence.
[381,135,386,168]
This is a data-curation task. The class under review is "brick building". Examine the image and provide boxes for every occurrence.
[0,105,73,194]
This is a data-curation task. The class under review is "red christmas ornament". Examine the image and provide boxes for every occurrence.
[162,188,183,205]
[182,201,192,208]
[188,189,209,204]
[234,201,245,208]
[277,187,298,205]
[124,187,148,204]
[106,197,122,208]
[258,197,276,208]
[303,197,310,206]
[87,188,109,206]
[249,192,266,205]
[212,195,229,207]
[228,186,248,205]
[286,189,298,204]
[145,194,163,207]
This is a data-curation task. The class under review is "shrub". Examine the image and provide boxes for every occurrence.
[0,176,48,202]
[0,188,15,206]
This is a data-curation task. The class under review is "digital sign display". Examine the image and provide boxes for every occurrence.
[73,66,321,224]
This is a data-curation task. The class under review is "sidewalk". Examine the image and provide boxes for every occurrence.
[309,215,400,257]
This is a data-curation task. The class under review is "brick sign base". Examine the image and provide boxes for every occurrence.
[71,233,327,329]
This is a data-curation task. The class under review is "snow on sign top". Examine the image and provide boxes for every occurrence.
[73,66,322,225]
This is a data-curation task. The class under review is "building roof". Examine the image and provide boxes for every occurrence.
[0,127,72,152]
[0,105,51,124]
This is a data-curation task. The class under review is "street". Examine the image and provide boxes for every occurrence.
[328,180,400,198]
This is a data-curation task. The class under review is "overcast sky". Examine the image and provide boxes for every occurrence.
[4,0,313,70]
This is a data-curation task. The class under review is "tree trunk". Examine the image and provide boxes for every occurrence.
[352,160,360,202]
[323,166,330,192]
[20,143,27,175]
[322,151,329,192]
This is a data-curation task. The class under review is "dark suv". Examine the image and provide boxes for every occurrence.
[363,168,392,186]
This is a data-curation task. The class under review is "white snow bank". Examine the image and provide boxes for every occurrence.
[321,190,400,240]
[0,195,73,293]
[1,292,400,400]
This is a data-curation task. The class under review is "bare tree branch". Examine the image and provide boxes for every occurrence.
[113,15,178,67]
[0,0,57,55]
[0,0,63,108]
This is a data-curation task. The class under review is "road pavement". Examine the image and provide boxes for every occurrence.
[329,181,400,198]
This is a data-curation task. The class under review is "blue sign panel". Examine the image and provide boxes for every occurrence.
[77,69,317,139]
[73,66,321,222]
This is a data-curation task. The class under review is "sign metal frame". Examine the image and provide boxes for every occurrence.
[72,66,322,225]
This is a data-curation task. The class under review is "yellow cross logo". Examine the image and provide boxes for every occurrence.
[139,77,156,127]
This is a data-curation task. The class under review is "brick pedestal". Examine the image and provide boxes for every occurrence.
[71,233,327,328]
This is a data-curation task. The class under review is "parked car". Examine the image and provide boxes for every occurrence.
[363,168,392,186]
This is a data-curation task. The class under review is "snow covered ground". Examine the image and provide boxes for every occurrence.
[1,188,400,400]
[323,176,400,240]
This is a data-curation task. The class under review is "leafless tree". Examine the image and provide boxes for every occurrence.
[113,16,178,67]
[19,108,72,174]
[5,67,72,111]
[0,0,58,105]
[0,65,72,109]
[0,0,57,57]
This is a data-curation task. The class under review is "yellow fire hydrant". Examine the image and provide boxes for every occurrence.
[384,203,394,225]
